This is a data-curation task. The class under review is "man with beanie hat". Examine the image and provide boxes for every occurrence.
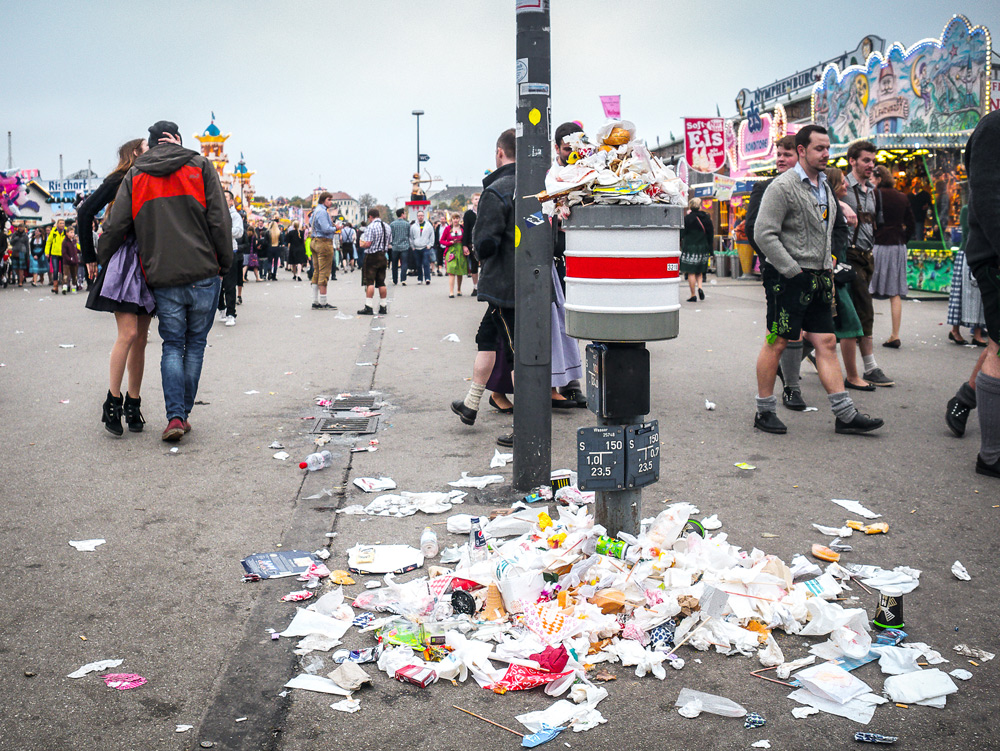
[958,111,1000,478]
[98,120,233,443]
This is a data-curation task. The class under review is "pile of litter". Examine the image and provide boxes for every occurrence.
[266,493,982,740]
[539,120,686,208]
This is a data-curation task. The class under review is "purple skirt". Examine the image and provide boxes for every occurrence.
[100,237,156,311]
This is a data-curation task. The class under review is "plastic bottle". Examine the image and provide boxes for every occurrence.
[420,527,439,559]
[584,534,640,563]
[299,450,333,471]
[469,517,488,564]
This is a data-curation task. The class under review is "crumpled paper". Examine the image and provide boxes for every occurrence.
[69,539,106,552]
[448,472,504,489]
[952,561,971,580]
[67,659,123,678]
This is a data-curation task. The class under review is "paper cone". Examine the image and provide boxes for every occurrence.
[483,583,506,621]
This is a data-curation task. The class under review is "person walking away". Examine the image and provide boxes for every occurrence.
[61,225,80,293]
[680,197,712,301]
[463,194,480,295]
[286,220,307,280]
[267,220,281,280]
[255,220,271,282]
[29,228,46,285]
[10,223,28,287]
[825,166,867,354]
[752,124,883,436]
[389,208,412,285]
[97,120,233,442]
[309,192,337,309]
[218,190,244,326]
[244,222,261,283]
[840,140,894,388]
[81,138,155,435]
[909,180,932,242]
[870,165,915,348]
[358,207,390,315]
[442,213,467,297]
[434,214,447,276]
[946,200,988,347]
[953,111,1000,477]
[409,210,435,286]
[340,221,357,273]
[450,128,517,447]
[45,219,66,294]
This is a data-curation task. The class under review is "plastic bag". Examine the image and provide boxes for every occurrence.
[794,662,872,705]
[673,687,746,717]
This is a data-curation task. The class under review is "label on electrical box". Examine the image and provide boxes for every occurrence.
[577,426,625,491]
[625,421,660,488]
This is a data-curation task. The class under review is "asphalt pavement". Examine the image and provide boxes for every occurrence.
[0,269,997,751]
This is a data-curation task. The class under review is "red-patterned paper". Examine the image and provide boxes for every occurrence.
[490,663,572,691]
[103,673,146,690]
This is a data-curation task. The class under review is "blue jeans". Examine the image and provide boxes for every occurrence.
[420,247,434,282]
[153,277,221,421]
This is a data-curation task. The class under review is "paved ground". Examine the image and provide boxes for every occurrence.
[0,271,997,751]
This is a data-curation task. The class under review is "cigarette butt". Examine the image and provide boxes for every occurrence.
[896,703,908,709]
[917,662,928,666]
[969,660,979,666]
[910,509,916,513]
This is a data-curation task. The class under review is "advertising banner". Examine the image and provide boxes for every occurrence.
[683,117,726,173]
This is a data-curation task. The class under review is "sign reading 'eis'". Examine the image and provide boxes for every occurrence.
[683,118,726,173]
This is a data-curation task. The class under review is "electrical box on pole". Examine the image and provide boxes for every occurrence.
[512,0,553,491]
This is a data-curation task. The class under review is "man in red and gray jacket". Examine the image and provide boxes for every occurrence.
[98,120,233,442]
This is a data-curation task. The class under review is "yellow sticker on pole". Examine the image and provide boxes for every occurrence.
[515,225,521,247]
[528,108,541,126]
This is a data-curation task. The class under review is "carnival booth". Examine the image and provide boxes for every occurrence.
[812,14,994,293]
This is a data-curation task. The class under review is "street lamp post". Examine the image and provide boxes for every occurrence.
[412,110,424,178]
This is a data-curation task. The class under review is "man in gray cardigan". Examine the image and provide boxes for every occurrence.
[752,125,884,436]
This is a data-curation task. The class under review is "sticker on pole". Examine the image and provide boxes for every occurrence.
[577,426,625,491]
[516,58,529,83]
[520,83,550,97]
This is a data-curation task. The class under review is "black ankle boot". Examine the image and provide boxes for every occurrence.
[123,392,145,433]
[102,391,124,436]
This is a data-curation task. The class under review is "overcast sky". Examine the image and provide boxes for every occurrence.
[6,1,998,205]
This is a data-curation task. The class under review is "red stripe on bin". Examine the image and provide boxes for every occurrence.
[566,256,679,279]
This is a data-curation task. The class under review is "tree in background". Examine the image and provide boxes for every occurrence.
[357,193,379,212]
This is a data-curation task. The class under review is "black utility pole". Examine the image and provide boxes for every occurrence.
[513,1,552,491]
[412,110,424,178]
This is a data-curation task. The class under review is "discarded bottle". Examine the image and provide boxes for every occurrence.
[469,517,488,564]
[299,450,333,471]
[420,527,439,559]
[585,534,640,563]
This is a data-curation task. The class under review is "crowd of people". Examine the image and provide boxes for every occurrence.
[2,114,997,480]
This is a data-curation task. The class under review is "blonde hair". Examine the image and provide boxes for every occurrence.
[688,197,702,211]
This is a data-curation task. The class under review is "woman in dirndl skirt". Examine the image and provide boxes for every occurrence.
[80,138,156,437]
[680,198,714,302]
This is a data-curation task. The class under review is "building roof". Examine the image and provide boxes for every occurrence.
[203,121,221,137]
[328,191,356,202]
[426,184,481,204]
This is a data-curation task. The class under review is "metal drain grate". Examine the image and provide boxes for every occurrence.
[312,416,379,435]
[324,395,378,411]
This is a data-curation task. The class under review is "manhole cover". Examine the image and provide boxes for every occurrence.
[312,416,379,435]
[324,395,377,411]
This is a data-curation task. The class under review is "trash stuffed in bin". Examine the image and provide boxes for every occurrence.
[394,664,438,688]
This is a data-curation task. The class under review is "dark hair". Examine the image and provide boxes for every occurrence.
[111,138,146,177]
[846,140,877,162]
[367,207,380,219]
[318,191,332,204]
[555,121,583,146]
[497,128,516,160]
[776,135,796,151]
[795,125,828,153]
[874,164,895,188]
[395,208,405,218]
[224,189,235,200]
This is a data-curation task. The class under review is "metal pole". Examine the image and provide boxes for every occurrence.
[416,114,421,177]
[512,1,552,491]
